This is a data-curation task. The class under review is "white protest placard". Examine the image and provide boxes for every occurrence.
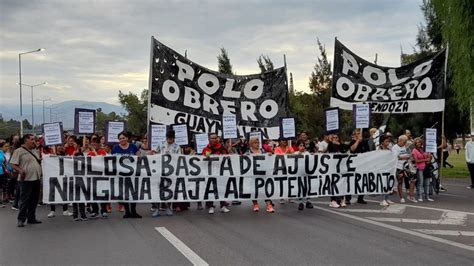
[354,104,370,129]
[281,117,296,139]
[194,133,209,154]
[76,109,95,134]
[222,114,238,139]
[42,122,63,146]
[150,124,167,150]
[424,128,437,153]
[325,108,340,133]
[249,131,262,150]
[172,124,189,146]
[106,121,125,144]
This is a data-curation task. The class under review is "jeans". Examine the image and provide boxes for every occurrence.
[17,180,40,222]
[416,169,430,199]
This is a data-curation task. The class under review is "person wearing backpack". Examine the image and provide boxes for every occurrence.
[10,134,43,227]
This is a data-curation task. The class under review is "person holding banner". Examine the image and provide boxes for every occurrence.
[247,136,274,213]
[349,129,370,204]
[112,131,142,218]
[378,135,395,206]
[202,133,231,214]
[392,135,411,203]
[295,140,314,211]
[10,134,43,227]
[328,134,349,208]
[153,130,180,217]
[412,138,434,202]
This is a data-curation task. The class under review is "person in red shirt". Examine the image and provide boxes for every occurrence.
[64,135,78,156]
[202,133,230,214]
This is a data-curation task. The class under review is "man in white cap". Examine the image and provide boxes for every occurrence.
[465,132,474,189]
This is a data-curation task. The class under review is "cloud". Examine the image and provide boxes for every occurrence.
[0,0,424,106]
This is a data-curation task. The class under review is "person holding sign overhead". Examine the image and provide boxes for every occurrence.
[202,133,230,214]
[112,131,141,218]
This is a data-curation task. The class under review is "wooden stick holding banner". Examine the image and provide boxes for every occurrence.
[439,43,449,183]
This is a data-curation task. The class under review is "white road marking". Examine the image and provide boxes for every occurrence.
[155,227,209,266]
[366,211,467,225]
[312,206,474,252]
[310,201,406,213]
[363,199,474,216]
[413,229,474,237]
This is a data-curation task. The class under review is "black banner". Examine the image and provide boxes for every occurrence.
[148,37,289,139]
[331,39,446,113]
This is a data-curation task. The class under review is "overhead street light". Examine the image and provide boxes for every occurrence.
[37,97,53,125]
[19,48,45,136]
[18,82,47,134]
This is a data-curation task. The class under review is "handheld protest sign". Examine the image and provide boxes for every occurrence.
[424,128,437,153]
[353,103,371,129]
[222,114,238,139]
[280,117,296,139]
[248,131,263,150]
[74,108,96,135]
[149,123,167,150]
[324,107,340,134]
[42,122,64,146]
[194,133,209,154]
[105,121,126,144]
[172,124,189,146]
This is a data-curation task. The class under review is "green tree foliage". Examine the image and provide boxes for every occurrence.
[309,38,332,94]
[257,55,274,73]
[0,118,21,139]
[395,0,469,139]
[432,0,473,112]
[118,90,148,135]
[217,48,233,74]
[95,108,123,134]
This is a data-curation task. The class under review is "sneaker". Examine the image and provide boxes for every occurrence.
[47,211,55,218]
[400,198,406,203]
[123,213,131,219]
[305,201,314,209]
[407,197,418,203]
[107,204,112,213]
[101,212,108,218]
[17,220,25,227]
[208,207,215,214]
[387,200,395,205]
[11,205,18,210]
[467,186,473,189]
[131,213,142,218]
[118,204,125,212]
[418,198,423,202]
[197,203,203,210]
[220,206,230,213]
[80,216,87,221]
[298,203,304,211]
[266,203,274,213]
[252,203,259,212]
[150,207,157,212]
[231,201,242,205]
[0,203,5,208]
[279,199,286,204]
[380,200,389,207]
[329,201,340,208]
[152,209,161,217]
[165,208,173,216]
[63,210,73,216]
[426,197,435,202]
[89,213,98,219]
[73,217,80,221]
[357,199,368,204]
[28,219,42,224]
[439,186,447,192]
[340,200,347,207]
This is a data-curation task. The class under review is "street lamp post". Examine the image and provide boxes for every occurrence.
[45,106,57,123]
[37,97,52,125]
[19,48,44,137]
[18,82,47,135]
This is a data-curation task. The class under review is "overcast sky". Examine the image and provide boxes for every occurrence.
[1,0,424,107]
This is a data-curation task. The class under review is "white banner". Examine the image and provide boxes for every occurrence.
[43,151,397,203]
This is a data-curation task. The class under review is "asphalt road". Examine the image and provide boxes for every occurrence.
[1,178,473,265]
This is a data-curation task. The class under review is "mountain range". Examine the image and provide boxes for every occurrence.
[0,100,126,130]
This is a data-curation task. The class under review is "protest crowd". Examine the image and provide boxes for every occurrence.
[2,127,473,228]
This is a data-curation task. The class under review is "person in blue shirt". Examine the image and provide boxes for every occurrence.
[0,142,13,208]
[112,131,141,218]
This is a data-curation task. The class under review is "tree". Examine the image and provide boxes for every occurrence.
[217,48,233,74]
[257,55,274,73]
[309,38,332,94]
[432,0,474,112]
[95,108,123,134]
[118,90,148,135]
